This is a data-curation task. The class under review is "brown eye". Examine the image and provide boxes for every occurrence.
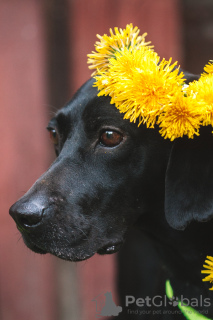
[49,129,58,145]
[100,130,123,147]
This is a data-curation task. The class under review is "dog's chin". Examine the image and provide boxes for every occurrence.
[23,240,47,255]
[22,235,123,261]
[22,236,95,261]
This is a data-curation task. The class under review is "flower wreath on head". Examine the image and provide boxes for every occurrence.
[88,24,213,289]
[87,23,213,142]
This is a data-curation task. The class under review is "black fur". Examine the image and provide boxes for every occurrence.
[9,74,213,318]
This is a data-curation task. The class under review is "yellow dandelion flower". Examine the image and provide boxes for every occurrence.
[94,47,185,128]
[202,60,213,76]
[188,74,213,126]
[94,46,154,99]
[159,93,204,141]
[87,23,151,76]
[201,256,213,290]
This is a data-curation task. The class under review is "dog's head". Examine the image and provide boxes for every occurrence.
[9,74,213,261]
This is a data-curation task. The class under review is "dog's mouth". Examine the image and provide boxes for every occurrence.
[21,229,123,261]
[24,239,122,260]
[22,236,96,261]
[22,237,47,254]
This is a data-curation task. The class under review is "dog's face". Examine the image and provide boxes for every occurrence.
[10,75,213,262]
[9,79,171,261]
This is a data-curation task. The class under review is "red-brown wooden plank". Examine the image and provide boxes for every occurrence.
[0,1,57,320]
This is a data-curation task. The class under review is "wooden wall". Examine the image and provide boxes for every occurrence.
[0,1,57,320]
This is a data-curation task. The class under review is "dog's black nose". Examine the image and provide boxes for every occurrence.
[9,201,44,228]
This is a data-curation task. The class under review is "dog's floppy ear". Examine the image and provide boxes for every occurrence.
[165,128,213,230]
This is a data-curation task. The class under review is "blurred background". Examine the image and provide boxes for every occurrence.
[0,0,213,319]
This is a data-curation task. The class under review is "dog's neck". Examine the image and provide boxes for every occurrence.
[136,211,213,293]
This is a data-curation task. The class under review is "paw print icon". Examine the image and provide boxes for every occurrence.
[168,296,179,307]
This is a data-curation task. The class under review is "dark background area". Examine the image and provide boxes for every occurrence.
[183,0,213,74]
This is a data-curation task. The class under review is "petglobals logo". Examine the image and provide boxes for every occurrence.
[92,291,211,318]
[125,294,211,317]
[125,295,211,308]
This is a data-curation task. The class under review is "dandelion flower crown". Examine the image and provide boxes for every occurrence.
[87,23,213,141]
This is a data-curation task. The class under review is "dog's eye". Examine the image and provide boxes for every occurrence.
[49,129,58,145]
[100,130,123,147]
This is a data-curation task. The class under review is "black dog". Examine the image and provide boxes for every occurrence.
[9,73,213,318]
